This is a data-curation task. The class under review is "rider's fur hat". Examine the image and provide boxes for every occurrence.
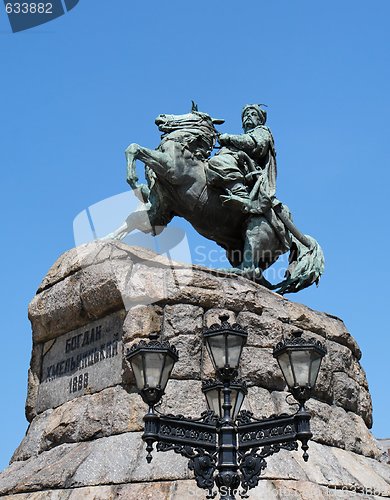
[242,104,267,125]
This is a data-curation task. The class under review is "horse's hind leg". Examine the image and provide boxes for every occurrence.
[234,216,284,286]
[242,218,275,269]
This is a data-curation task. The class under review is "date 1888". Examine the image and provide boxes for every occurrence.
[69,373,89,394]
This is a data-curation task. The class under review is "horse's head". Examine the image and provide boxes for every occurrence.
[156,102,222,133]
[155,105,224,156]
[155,112,224,132]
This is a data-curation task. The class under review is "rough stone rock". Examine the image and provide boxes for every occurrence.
[36,241,187,293]
[242,288,361,359]
[122,304,163,343]
[7,241,388,500]
[245,386,277,419]
[21,384,179,456]
[13,379,212,465]
[283,302,362,360]
[29,275,88,344]
[25,344,42,423]
[33,241,360,352]
[325,340,369,392]
[161,267,265,314]
[330,370,372,428]
[37,241,130,293]
[333,371,360,413]
[120,262,179,309]
[312,351,334,404]
[358,389,374,429]
[270,391,382,459]
[1,437,389,498]
[78,260,128,320]
[0,483,179,500]
[159,379,204,419]
[168,334,203,380]
[0,480,388,499]
[162,304,204,339]
[12,386,145,462]
[0,433,192,495]
[29,264,130,345]
[237,310,283,348]
[203,308,237,327]
[240,347,286,391]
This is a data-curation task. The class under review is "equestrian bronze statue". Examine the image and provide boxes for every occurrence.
[107,103,324,294]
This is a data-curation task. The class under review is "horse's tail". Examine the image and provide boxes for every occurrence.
[273,235,325,294]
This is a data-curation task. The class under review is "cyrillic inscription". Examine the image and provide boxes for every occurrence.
[37,310,124,412]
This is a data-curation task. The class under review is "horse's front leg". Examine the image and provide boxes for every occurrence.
[126,143,174,183]
[123,143,150,202]
[125,143,140,188]
[103,203,154,241]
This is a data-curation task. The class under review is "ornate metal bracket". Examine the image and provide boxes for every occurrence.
[141,407,311,498]
[238,441,298,497]
[237,409,311,460]
[143,410,218,495]
[157,441,217,495]
[237,411,298,451]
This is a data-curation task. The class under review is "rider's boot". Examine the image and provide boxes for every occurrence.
[220,182,252,212]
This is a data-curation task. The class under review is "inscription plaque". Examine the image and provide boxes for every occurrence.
[36,310,125,413]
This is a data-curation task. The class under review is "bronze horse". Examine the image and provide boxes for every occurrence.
[108,107,324,294]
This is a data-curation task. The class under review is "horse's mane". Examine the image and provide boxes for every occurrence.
[160,119,217,159]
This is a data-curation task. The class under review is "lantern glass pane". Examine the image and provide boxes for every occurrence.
[205,388,222,417]
[277,352,295,388]
[290,350,311,386]
[144,352,165,388]
[226,334,244,368]
[129,353,145,391]
[160,354,176,391]
[230,389,237,418]
[309,352,322,387]
[232,389,245,420]
[207,335,227,369]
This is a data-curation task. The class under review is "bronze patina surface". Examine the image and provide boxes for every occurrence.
[108,103,324,294]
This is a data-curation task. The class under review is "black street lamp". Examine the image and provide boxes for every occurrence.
[202,379,248,421]
[203,316,248,380]
[127,334,179,407]
[127,316,327,499]
[273,330,327,406]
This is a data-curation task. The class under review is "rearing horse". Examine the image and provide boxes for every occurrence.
[107,107,324,294]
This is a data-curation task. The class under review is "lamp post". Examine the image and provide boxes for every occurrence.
[127,315,326,499]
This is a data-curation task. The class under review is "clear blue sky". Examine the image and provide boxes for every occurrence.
[0,0,389,471]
